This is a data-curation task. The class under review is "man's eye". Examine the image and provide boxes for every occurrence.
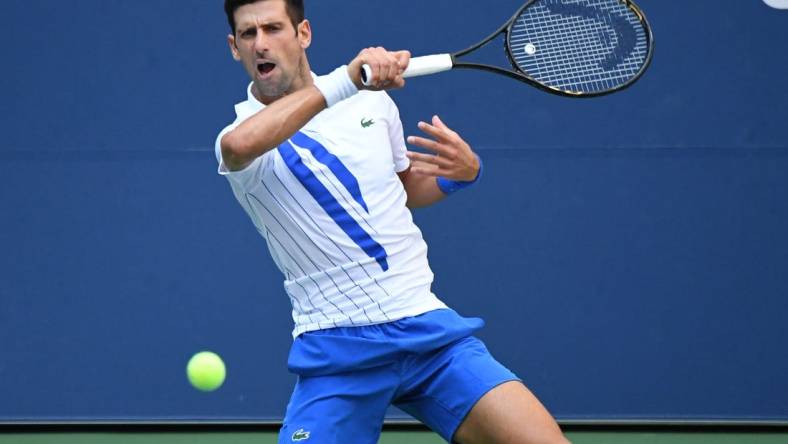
[241,29,256,38]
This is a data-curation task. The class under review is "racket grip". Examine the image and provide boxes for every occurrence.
[361,54,453,86]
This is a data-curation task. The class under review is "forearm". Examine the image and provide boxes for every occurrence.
[401,170,447,208]
[220,86,327,171]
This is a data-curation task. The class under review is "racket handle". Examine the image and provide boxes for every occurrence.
[361,54,453,86]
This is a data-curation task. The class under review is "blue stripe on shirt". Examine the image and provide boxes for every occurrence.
[277,139,389,272]
[290,131,369,213]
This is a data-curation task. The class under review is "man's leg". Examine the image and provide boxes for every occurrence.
[453,380,570,444]
[395,336,569,444]
[279,365,397,444]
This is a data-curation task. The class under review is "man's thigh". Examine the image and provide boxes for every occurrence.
[453,381,569,444]
[394,336,520,442]
[279,365,398,444]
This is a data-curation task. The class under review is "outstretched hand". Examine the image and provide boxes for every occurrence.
[406,116,480,182]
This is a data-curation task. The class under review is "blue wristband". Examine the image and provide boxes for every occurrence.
[436,154,483,195]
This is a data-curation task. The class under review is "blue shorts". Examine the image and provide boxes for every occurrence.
[278,309,519,444]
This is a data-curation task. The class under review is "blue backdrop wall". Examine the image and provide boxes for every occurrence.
[1,0,787,423]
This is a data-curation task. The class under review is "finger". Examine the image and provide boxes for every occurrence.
[407,135,451,155]
[416,121,452,144]
[432,115,458,137]
[365,54,382,86]
[411,164,451,177]
[385,51,401,81]
[406,151,454,169]
[373,47,393,85]
[410,168,437,177]
[367,52,384,87]
[393,50,411,74]
[390,76,406,89]
[410,162,439,176]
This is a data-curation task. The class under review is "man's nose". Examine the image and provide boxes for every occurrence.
[253,31,269,54]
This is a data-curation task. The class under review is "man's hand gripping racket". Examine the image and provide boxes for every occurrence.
[348,47,411,91]
[360,0,654,97]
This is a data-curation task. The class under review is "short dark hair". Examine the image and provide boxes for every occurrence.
[224,0,305,35]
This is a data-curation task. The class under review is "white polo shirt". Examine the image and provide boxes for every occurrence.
[215,83,447,338]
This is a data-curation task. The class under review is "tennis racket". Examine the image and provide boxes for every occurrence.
[361,0,654,97]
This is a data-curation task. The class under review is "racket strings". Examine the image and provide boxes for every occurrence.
[523,8,645,91]
[511,20,628,76]
[527,3,646,82]
[517,9,642,86]
[509,0,649,94]
[515,24,645,87]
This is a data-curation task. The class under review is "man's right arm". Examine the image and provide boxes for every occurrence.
[220,86,327,171]
[220,48,412,172]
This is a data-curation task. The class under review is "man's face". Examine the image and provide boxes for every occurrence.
[228,0,311,102]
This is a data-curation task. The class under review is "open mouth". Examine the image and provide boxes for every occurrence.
[257,62,276,76]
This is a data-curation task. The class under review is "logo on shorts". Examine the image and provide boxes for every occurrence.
[361,118,375,128]
[292,428,311,441]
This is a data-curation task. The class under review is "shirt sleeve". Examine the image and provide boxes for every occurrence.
[215,123,264,189]
[383,93,411,173]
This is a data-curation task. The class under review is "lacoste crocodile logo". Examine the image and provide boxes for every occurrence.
[361,118,375,128]
[292,428,310,441]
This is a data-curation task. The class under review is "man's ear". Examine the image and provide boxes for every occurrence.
[298,19,312,49]
[228,34,241,61]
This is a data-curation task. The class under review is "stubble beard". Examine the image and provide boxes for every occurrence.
[255,73,289,99]
[253,59,305,102]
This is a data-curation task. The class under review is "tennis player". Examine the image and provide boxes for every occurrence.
[216,1,569,443]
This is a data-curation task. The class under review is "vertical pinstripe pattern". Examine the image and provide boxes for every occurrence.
[261,176,391,321]
[246,192,365,323]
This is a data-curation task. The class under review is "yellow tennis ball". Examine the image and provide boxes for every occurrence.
[186,351,226,392]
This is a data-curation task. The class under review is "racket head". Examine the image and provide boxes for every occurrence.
[505,0,654,97]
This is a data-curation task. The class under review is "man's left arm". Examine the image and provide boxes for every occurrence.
[398,115,481,208]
